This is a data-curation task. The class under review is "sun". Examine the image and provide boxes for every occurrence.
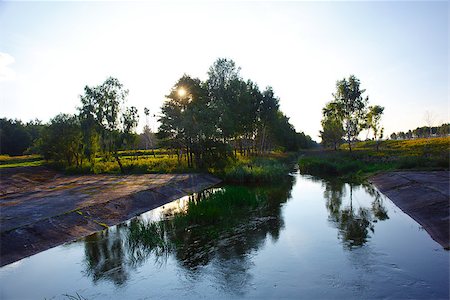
[178,88,186,97]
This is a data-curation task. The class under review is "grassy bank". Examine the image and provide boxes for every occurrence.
[212,152,294,184]
[299,137,449,182]
[1,150,295,184]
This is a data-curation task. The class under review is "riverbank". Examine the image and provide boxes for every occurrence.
[0,166,221,266]
[370,171,449,249]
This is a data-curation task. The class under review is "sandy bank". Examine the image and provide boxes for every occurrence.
[370,171,449,249]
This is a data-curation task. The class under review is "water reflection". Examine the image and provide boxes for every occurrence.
[82,176,295,290]
[1,174,447,300]
[322,179,389,249]
[83,226,129,285]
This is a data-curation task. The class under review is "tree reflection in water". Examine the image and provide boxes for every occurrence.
[82,175,295,292]
[322,179,389,249]
[83,225,129,286]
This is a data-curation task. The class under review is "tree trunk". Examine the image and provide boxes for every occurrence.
[260,126,266,155]
[115,154,124,173]
[347,131,352,152]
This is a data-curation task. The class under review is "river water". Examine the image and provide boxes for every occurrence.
[0,172,448,299]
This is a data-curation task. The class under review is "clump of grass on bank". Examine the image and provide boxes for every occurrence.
[125,185,275,259]
[173,186,267,228]
[299,137,449,182]
[211,152,294,184]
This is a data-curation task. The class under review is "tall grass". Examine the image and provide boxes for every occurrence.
[173,187,267,227]
[124,186,272,262]
[64,154,196,174]
[2,148,296,184]
[299,137,449,182]
[212,153,294,183]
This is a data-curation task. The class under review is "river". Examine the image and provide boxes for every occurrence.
[0,172,448,299]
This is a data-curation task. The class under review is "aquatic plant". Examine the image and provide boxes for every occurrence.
[173,187,267,227]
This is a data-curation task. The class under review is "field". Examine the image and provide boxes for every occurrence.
[299,137,449,182]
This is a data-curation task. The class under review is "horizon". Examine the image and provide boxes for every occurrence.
[0,1,448,140]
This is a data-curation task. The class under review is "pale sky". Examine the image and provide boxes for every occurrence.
[0,1,448,140]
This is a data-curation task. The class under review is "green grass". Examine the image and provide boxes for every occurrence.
[1,149,296,184]
[173,187,267,227]
[63,154,196,174]
[124,185,276,262]
[210,152,295,184]
[0,154,45,168]
[299,137,449,182]
[62,151,295,184]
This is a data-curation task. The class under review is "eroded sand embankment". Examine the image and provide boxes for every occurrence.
[370,171,449,249]
[0,167,221,266]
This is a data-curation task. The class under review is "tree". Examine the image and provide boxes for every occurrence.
[424,111,436,137]
[158,74,217,167]
[327,75,369,152]
[38,114,83,166]
[206,58,241,141]
[438,123,449,136]
[0,119,31,155]
[258,86,279,153]
[268,112,300,152]
[320,102,345,150]
[157,58,315,166]
[365,105,384,151]
[79,77,138,172]
[390,133,397,140]
[140,125,157,151]
[320,117,344,150]
[122,106,139,150]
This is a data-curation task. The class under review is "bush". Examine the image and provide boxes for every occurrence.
[215,156,291,183]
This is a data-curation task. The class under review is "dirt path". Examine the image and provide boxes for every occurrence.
[370,171,449,249]
[0,167,221,266]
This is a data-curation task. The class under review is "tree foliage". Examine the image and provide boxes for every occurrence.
[320,117,345,151]
[3,60,316,172]
[390,123,449,140]
[0,118,44,155]
[30,77,139,172]
[325,75,369,151]
[365,105,384,140]
[321,76,386,151]
[77,77,138,172]
[38,114,83,165]
[158,58,315,168]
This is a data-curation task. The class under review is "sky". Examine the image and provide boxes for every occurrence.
[0,1,448,141]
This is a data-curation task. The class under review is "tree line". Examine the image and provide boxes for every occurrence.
[157,58,315,168]
[1,58,315,171]
[389,124,449,140]
[0,118,44,156]
[1,77,140,173]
